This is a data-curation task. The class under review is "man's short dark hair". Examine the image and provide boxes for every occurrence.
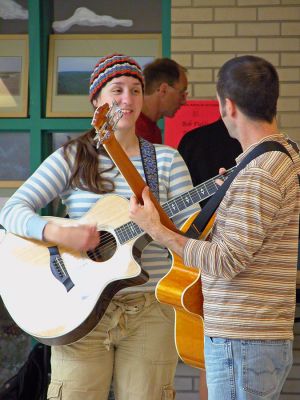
[143,58,186,95]
[217,55,279,123]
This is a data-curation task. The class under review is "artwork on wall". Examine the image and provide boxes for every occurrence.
[52,7,133,33]
[0,34,28,117]
[46,33,161,117]
[0,0,28,20]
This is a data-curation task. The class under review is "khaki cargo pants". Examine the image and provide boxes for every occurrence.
[47,292,178,400]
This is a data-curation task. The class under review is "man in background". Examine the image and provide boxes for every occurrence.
[136,58,188,144]
[178,118,242,206]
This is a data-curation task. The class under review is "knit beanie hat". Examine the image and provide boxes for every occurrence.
[89,54,144,102]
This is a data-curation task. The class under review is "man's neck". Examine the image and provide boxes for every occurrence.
[238,118,280,151]
[141,96,162,122]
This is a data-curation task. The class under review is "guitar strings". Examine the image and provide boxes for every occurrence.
[86,231,130,259]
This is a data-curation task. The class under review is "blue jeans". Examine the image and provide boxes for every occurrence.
[204,336,293,400]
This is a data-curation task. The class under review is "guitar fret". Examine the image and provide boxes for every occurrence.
[121,224,132,242]
[116,224,131,243]
[116,222,143,244]
[162,203,171,217]
[189,189,201,203]
[130,222,143,237]
[182,192,194,208]
[115,227,126,244]
[164,182,215,218]
[164,199,180,217]
[195,185,210,201]
[205,181,219,195]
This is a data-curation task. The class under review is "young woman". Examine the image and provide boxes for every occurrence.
[0,54,200,400]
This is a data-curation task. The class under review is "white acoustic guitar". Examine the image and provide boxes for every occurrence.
[0,103,232,347]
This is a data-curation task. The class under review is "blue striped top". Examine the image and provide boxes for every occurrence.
[0,142,200,292]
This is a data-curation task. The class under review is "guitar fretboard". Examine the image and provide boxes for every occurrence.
[163,176,220,218]
[115,167,235,245]
[116,221,143,244]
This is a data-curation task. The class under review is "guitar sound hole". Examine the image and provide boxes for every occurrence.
[87,230,117,262]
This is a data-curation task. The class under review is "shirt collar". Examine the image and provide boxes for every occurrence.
[235,133,285,164]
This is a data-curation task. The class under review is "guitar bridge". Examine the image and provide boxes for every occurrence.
[48,246,74,292]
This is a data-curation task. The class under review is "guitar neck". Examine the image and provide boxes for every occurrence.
[162,167,235,219]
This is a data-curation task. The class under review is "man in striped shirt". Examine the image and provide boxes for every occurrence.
[130,55,300,400]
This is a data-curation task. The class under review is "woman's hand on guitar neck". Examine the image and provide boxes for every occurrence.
[129,186,188,258]
[43,223,100,252]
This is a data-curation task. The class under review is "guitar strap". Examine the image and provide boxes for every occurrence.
[185,140,296,239]
[138,137,160,201]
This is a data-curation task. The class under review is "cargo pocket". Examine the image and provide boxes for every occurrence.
[47,381,62,399]
[162,384,175,399]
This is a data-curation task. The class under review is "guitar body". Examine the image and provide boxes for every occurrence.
[0,195,149,346]
[155,212,215,369]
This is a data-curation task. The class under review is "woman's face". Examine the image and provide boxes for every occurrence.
[93,76,143,132]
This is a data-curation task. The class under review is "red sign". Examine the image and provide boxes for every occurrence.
[164,100,221,148]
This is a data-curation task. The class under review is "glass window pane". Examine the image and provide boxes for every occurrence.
[52,132,82,151]
[0,132,30,180]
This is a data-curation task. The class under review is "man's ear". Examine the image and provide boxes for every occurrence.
[225,98,237,117]
[158,82,169,95]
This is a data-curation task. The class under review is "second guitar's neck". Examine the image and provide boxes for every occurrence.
[162,167,235,218]
[112,167,235,245]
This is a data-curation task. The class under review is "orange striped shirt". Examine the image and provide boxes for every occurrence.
[184,134,300,340]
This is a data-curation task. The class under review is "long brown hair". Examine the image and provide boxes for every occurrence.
[65,53,144,194]
[63,128,115,194]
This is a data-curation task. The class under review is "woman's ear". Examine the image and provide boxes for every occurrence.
[92,98,98,108]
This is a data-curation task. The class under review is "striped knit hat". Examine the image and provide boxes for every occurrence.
[89,54,144,101]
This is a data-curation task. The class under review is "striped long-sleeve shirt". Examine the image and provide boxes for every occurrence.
[0,142,200,292]
[184,134,300,340]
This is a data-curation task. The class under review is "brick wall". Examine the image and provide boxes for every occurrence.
[171,0,300,143]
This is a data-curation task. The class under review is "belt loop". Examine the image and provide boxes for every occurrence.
[144,292,155,308]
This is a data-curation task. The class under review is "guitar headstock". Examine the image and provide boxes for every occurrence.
[91,101,123,148]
